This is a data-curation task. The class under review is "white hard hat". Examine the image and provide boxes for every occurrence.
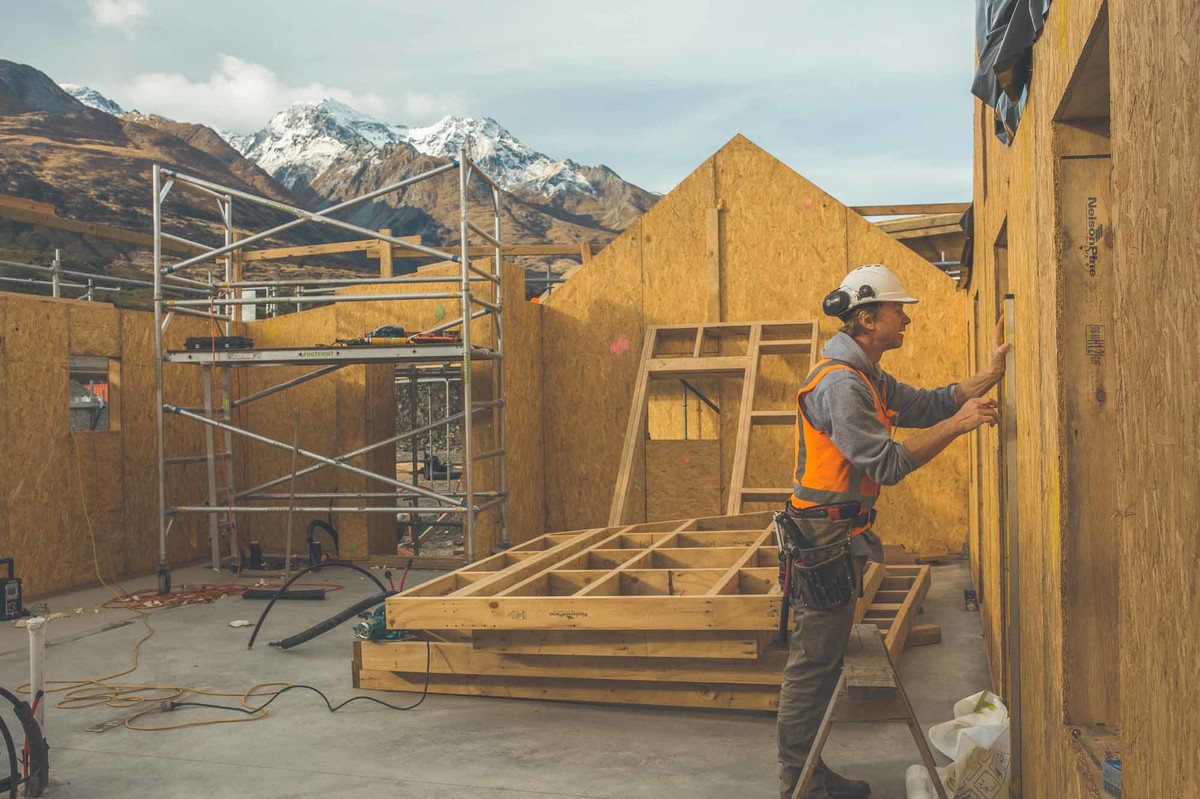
[822,264,918,319]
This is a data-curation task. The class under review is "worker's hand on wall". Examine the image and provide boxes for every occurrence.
[952,397,999,434]
[990,317,1012,377]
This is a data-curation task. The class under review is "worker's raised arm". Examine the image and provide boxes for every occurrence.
[902,397,999,468]
[884,375,959,428]
[954,317,1010,404]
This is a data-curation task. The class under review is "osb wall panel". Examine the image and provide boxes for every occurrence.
[1112,0,1200,796]
[541,227,646,531]
[957,1,1191,797]
[0,294,209,598]
[540,135,967,552]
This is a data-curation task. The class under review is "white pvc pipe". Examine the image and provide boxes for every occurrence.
[27,616,46,728]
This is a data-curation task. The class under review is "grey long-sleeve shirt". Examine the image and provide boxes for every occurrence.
[801,332,960,487]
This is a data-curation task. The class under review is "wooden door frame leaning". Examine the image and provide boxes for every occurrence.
[608,320,819,527]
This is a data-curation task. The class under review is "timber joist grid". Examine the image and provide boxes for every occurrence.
[387,511,785,633]
[364,510,934,712]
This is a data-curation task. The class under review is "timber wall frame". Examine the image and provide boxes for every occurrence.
[967,1,1200,797]
[537,134,969,557]
[149,148,511,585]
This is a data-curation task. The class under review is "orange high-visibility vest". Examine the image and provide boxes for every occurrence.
[790,359,895,535]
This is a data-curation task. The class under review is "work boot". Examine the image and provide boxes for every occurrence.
[818,760,871,799]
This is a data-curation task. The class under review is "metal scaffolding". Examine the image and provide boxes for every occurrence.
[150,147,507,592]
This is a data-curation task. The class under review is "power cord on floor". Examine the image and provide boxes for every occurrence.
[17,434,432,732]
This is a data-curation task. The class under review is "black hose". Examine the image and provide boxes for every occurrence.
[0,714,18,799]
[246,561,386,649]
[0,687,46,797]
[269,590,393,650]
[306,519,339,566]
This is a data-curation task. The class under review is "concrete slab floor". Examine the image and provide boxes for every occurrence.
[0,560,990,798]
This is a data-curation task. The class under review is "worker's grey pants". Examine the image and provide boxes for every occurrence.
[777,522,881,799]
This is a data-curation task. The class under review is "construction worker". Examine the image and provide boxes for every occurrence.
[777,263,1009,799]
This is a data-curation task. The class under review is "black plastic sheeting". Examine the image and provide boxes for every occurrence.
[972,0,1053,144]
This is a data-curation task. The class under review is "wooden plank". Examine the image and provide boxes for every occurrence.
[608,331,657,526]
[0,194,56,215]
[0,204,204,255]
[355,669,781,712]
[471,629,768,660]
[905,624,942,648]
[852,202,970,217]
[706,207,721,322]
[750,410,793,425]
[240,237,419,262]
[644,355,748,378]
[378,228,394,277]
[440,243,604,258]
[842,625,898,699]
[874,212,965,234]
[385,593,781,631]
[890,224,965,241]
[739,488,791,503]
[757,339,815,355]
[357,639,788,684]
[725,324,763,515]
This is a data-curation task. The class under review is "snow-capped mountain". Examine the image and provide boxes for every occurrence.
[223,99,654,213]
[233,99,406,193]
[59,84,125,116]
[401,116,595,197]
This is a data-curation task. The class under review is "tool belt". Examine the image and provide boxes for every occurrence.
[774,504,864,615]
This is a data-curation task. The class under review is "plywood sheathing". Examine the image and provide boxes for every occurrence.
[0,293,211,598]
[541,136,967,556]
[1111,1,1200,795]
[967,0,1200,796]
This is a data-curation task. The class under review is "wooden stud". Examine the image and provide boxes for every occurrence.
[608,330,658,526]
[725,325,763,515]
[378,228,393,278]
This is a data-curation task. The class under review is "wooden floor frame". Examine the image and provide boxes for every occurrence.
[366,510,936,711]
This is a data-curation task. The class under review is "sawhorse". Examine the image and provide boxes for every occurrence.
[791,624,949,799]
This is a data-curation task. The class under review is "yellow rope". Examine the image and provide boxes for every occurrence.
[17,435,296,731]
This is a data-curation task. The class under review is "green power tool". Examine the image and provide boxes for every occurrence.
[353,604,400,641]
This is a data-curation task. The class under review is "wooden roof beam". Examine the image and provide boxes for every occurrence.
[852,202,969,217]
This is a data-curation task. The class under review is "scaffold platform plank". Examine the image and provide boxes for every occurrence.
[164,344,496,366]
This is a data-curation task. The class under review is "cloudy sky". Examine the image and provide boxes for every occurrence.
[3,0,976,202]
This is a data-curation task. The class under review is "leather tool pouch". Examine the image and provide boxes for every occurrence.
[790,538,856,611]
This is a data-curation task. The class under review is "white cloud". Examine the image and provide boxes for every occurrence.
[119,54,451,133]
[86,0,147,30]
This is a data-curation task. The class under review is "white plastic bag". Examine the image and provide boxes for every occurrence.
[908,690,1011,799]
